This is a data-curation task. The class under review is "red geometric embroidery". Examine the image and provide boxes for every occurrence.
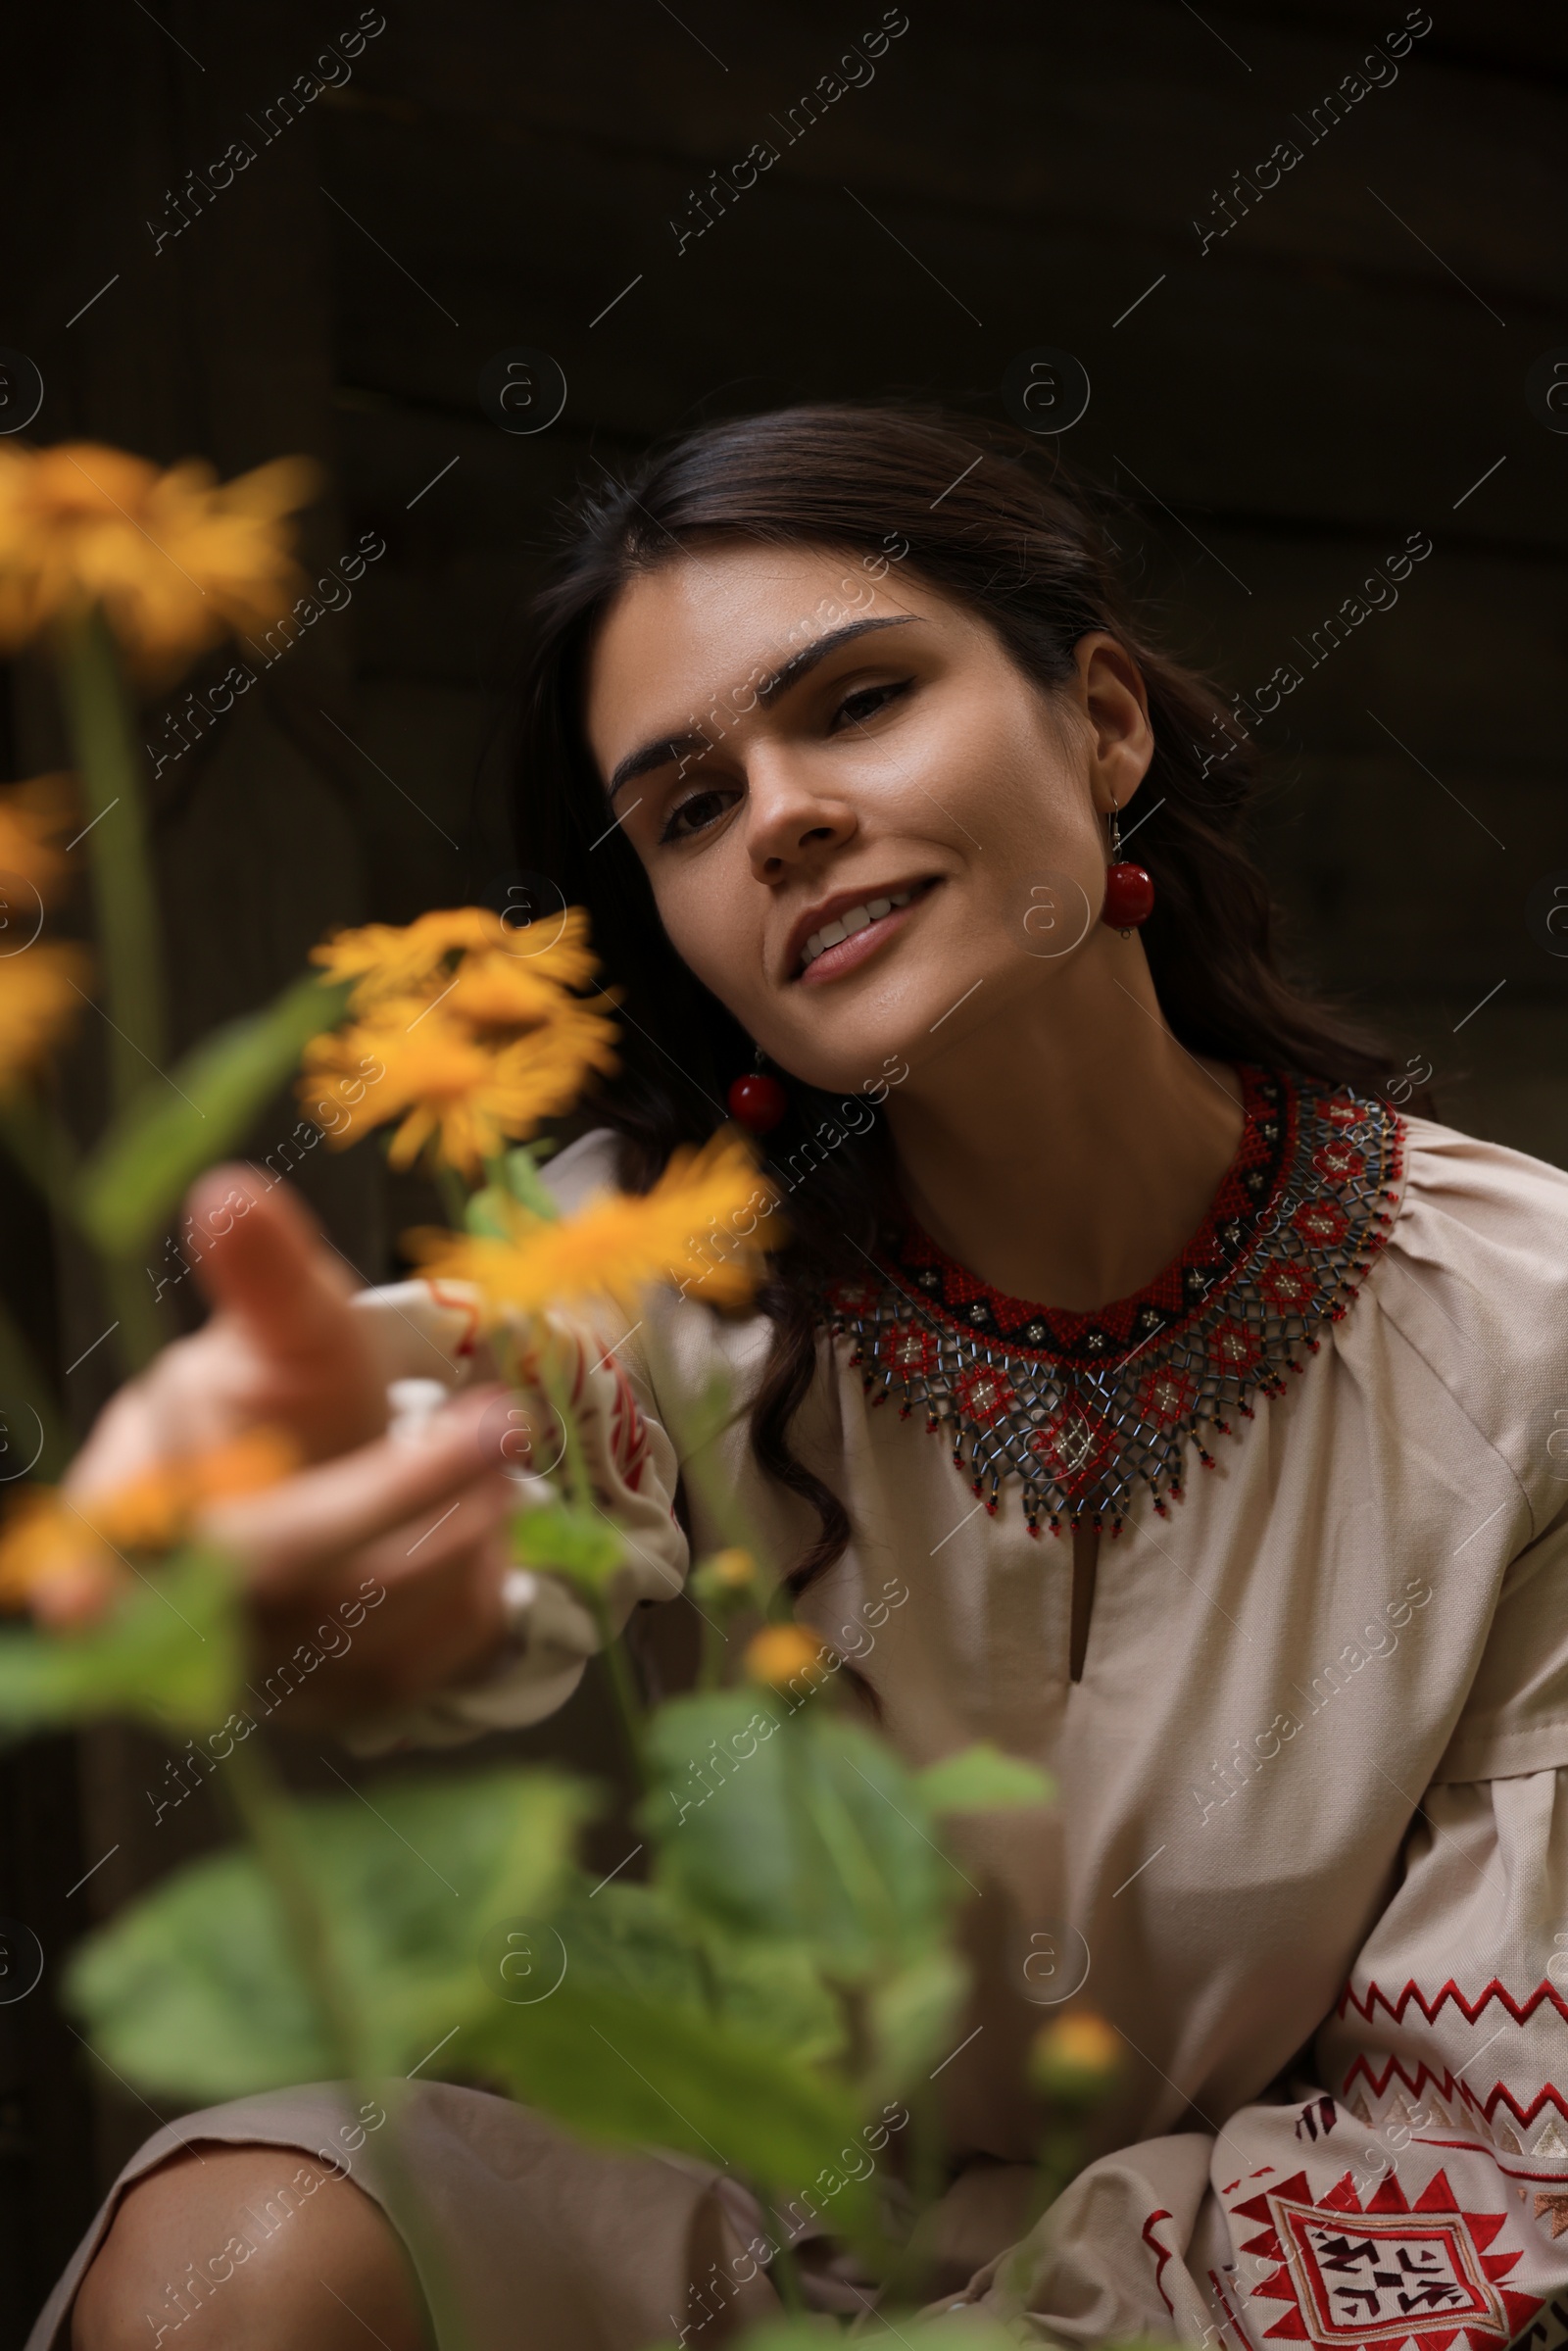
[424,1278,482,1359]
[1209,1317,1263,1375]
[1313,1142,1366,1186]
[1340,2053,1568,2137]
[1030,1401,1114,1497]
[1137,1364,1199,1427]
[882,1321,939,1382]
[820,1068,1404,1538]
[1143,2206,1179,2315]
[955,1363,1015,1427]
[1232,2170,1542,2351]
[1260,1259,1318,1314]
[1294,1200,1349,1248]
[828,1276,881,1317]
[1337,1981,1568,2033]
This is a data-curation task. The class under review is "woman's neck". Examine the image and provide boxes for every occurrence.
[883,942,1246,1313]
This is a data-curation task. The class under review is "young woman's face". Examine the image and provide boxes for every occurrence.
[583,541,1153,1097]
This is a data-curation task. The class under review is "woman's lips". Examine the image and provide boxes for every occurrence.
[794,882,936,987]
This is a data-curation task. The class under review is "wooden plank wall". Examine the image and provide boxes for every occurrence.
[0,0,1563,2329]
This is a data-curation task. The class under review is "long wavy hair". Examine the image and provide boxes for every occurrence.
[504,401,1397,1592]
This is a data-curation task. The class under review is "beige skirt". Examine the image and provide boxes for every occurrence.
[23,2079,889,2349]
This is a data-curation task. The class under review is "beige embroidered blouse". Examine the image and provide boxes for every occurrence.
[347,1082,1568,2349]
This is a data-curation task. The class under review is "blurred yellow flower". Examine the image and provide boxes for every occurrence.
[710,1547,760,1592]
[301,993,618,1179]
[406,1132,776,1315]
[0,941,91,1094]
[300,904,620,1178]
[689,1546,761,1612]
[0,440,319,677]
[311,905,600,1010]
[0,1427,298,1626]
[1027,2010,1122,2104]
[743,1623,830,1690]
[0,772,75,905]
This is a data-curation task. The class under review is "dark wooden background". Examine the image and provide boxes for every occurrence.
[1,0,1564,2332]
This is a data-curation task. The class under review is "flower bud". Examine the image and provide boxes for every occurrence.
[1027,2010,1121,2105]
[743,1623,830,1690]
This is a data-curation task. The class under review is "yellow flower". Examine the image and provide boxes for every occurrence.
[1027,2010,1122,2104]
[743,1623,831,1690]
[710,1547,760,1592]
[0,440,319,677]
[311,905,600,1010]
[299,904,619,1177]
[300,993,619,1179]
[0,772,75,905]
[0,941,91,1094]
[690,1546,761,1610]
[406,1131,778,1316]
[0,1427,298,1626]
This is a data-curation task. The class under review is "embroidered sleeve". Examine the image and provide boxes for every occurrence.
[954,1771,1568,2350]
[341,1280,688,1754]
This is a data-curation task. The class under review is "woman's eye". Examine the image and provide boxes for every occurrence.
[831,678,911,731]
[660,787,736,843]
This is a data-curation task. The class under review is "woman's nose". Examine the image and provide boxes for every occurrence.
[743,753,858,878]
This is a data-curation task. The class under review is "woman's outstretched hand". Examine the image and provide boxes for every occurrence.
[68,1166,516,1717]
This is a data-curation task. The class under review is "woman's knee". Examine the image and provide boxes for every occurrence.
[71,2141,426,2350]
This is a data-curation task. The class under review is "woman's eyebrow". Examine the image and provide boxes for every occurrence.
[606,613,917,800]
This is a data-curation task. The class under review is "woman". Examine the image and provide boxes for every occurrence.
[34,405,1568,2351]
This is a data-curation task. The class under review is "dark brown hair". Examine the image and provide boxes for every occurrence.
[505,401,1396,1591]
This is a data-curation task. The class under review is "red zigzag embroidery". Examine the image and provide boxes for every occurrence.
[1341,2054,1568,2135]
[1337,1980,1568,2031]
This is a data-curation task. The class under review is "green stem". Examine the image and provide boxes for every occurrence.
[54,610,166,1110]
[222,1739,478,2351]
[877,2081,947,2312]
[696,1602,726,1694]
[535,1347,590,1509]
[0,1285,69,1480]
[0,1091,76,1199]
[435,1163,469,1229]
[0,1090,158,1383]
[760,2198,808,2316]
[992,2121,1084,2310]
[101,1249,166,1378]
[591,1592,648,1794]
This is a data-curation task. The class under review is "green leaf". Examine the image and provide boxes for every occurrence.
[0,1545,241,1734]
[543,1876,845,2065]
[865,1945,970,2093]
[74,974,353,1256]
[68,1767,592,2099]
[474,1975,873,2229]
[464,1182,518,1239]
[512,1500,623,1595]
[503,1144,561,1218]
[913,1742,1054,1816]
[640,1693,959,1984]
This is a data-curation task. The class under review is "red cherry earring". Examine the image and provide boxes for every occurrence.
[1100,804,1154,934]
[727,1052,788,1135]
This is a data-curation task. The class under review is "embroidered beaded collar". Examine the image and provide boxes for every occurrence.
[821,1066,1405,1540]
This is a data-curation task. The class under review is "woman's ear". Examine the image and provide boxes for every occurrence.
[1075,633,1154,816]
